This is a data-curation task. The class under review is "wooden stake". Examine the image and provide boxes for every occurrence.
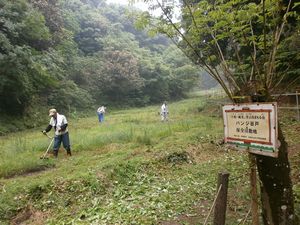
[213,171,229,225]
[249,153,259,225]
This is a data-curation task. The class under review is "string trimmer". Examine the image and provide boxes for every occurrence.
[40,132,54,159]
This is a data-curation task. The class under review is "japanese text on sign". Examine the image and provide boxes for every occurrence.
[226,110,271,144]
[222,103,278,158]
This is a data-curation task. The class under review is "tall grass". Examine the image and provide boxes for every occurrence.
[0,135,55,178]
[0,97,222,178]
[0,96,299,224]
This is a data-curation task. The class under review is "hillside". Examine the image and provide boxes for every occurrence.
[0,96,299,224]
[0,0,205,134]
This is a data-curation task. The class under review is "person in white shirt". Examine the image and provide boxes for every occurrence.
[97,106,106,123]
[160,102,168,122]
[42,109,71,157]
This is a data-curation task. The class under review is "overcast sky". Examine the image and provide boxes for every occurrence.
[106,0,181,19]
[106,0,148,11]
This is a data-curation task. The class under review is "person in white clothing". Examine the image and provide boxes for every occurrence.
[160,102,168,122]
[97,106,106,123]
[42,109,71,157]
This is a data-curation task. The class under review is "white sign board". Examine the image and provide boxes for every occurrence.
[222,103,279,157]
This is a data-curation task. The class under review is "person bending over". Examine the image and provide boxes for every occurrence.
[43,108,72,157]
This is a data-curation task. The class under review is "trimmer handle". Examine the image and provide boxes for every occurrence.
[42,131,53,139]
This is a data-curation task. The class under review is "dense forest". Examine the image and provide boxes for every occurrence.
[0,0,211,132]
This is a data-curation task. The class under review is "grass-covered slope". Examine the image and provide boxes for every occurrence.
[0,96,299,224]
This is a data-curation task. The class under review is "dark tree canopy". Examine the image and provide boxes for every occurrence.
[0,0,203,119]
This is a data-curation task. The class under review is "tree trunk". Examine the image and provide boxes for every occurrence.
[256,125,296,225]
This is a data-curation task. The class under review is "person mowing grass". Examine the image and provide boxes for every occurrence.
[42,108,72,157]
[160,101,169,122]
[97,106,106,123]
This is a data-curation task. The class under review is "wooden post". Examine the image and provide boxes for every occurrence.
[213,171,229,225]
[280,205,287,225]
[296,91,299,121]
[249,153,259,225]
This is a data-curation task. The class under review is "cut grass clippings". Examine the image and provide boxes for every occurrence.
[0,95,299,224]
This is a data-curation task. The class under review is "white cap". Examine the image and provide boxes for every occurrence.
[49,108,57,117]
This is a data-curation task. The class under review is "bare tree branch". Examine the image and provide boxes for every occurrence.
[153,0,234,100]
[266,0,292,88]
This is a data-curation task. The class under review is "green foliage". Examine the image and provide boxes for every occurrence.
[0,0,54,115]
[276,22,300,88]
[21,9,51,42]
[136,0,300,98]
[0,0,201,134]
[136,129,152,146]
[133,1,300,224]
[0,96,299,224]
[47,80,94,111]
[164,151,193,165]
[102,50,143,100]
[74,11,109,55]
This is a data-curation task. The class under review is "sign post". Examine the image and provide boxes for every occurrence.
[222,103,279,157]
[222,102,279,224]
[249,154,259,225]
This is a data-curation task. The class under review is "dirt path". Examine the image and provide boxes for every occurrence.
[3,165,55,180]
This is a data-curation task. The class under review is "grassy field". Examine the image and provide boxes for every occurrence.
[0,96,299,225]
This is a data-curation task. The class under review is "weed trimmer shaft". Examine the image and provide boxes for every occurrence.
[40,132,54,159]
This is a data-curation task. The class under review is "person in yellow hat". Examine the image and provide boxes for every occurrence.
[42,109,72,157]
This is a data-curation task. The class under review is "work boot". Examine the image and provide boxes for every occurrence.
[67,150,72,156]
[53,150,58,158]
